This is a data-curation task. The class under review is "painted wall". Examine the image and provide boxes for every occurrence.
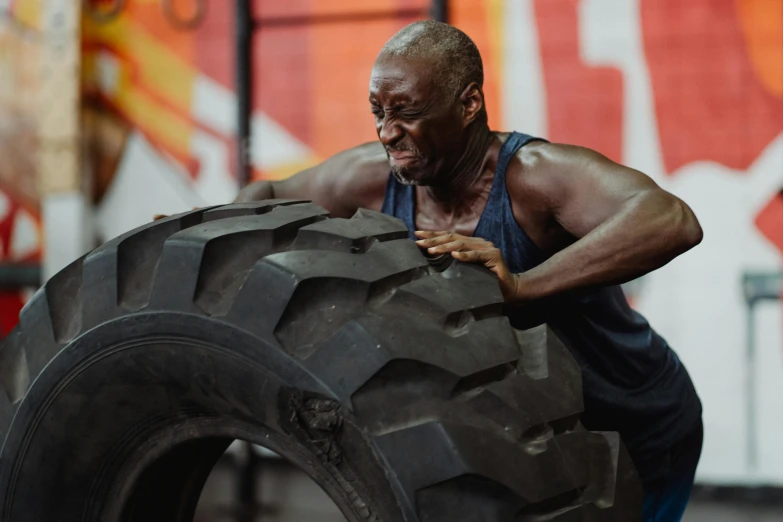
[76,0,783,485]
[0,1,45,336]
[499,0,783,485]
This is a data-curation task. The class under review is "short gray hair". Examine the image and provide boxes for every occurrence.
[377,21,484,100]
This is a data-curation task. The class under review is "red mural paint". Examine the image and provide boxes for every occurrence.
[641,0,783,174]
[0,195,20,261]
[534,0,624,162]
[192,0,314,147]
[193,0,236,90]
[0,186,39,336]
[252,1,312,146]
[755,191,783,256]
[452,0,502,129]
[0,292,24,338]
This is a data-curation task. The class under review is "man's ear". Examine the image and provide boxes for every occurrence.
[460,82,485,125]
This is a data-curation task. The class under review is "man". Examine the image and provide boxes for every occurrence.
[231,21,704,521]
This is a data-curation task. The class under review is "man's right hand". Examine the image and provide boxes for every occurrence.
[234,179,275,202]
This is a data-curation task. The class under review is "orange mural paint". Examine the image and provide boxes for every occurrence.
[309,0,426,157]
[125,0,196,65]
[452,0,502,129]
[735,0,783,98]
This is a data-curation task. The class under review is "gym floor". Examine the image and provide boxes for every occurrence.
[195,453,783,522]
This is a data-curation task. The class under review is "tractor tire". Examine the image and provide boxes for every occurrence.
[0,200,642,521]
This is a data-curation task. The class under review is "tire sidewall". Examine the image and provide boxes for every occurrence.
[0,312,403,521]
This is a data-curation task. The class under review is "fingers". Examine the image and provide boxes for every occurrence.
[414,231,455,247]
[414,230,449,239]
[451,248,501,265]
[414,231,493,248]
[424,239,493,254]
[427,239,468,253]
[451,248,517,299]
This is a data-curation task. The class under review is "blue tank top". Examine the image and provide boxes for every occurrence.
[381,132,702,485]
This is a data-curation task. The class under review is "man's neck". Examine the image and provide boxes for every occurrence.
[425,126,496,215]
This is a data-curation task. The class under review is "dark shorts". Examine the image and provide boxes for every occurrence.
[642,419,704,522]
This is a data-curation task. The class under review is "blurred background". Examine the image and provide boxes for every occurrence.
[0,0,782,520]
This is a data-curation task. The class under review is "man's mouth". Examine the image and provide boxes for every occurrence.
[387,149,418,160]
[387,149,422,167]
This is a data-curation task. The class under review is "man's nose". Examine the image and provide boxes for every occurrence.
[378,117,403,147]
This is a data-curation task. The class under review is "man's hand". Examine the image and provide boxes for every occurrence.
[414,231,522,301]
[152,207,200,221]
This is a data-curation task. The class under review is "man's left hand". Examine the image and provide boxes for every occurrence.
[414,231,521,301]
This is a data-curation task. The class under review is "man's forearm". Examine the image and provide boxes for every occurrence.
[510,192,702,302]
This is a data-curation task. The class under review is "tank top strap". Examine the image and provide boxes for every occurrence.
[491,132,547,198]
[380,172,417,239]
[473,131,549,270]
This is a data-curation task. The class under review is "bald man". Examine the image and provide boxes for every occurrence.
[236,21,703,521]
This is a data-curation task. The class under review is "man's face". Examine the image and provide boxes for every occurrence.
[369,56,465,186]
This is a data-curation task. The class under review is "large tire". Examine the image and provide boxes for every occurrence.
[0,200,642,521]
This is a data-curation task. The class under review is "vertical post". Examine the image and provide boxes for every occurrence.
[746,299,757,473]
[741,272,783,478]
[39,0,91,281]
[431,0,449,22]
[238,445,260,522]
[236,2,258,516]
[236,0,253,189]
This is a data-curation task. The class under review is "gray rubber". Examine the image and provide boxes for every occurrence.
[0,201,642,521]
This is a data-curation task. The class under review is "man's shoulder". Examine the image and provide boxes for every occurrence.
[505,139,560,195]
[324,142,389,212]
[508,140,607,188]
[502,138,615,212]
[511,139,596,170]
[331,142,389,188]
[340,142,388,172]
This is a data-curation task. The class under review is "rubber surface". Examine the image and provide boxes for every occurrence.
[0,201,642,521]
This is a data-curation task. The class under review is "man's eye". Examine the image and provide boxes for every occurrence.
[371,108,384,117]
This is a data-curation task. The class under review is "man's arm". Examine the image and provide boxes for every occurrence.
[234,142,389,218]
[508,143,703,301]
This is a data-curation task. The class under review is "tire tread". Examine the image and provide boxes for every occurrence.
[0,201,641,521]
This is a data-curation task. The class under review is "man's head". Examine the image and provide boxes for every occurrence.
[369,21,487,185]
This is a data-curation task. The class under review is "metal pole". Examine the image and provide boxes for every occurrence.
[254,9,429,28]
[746,299,757,473]
[431,0,449,22]
[741,271,782,475]
[0,264,42,289]
[236,0,252,189]
[234,5,256,515]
